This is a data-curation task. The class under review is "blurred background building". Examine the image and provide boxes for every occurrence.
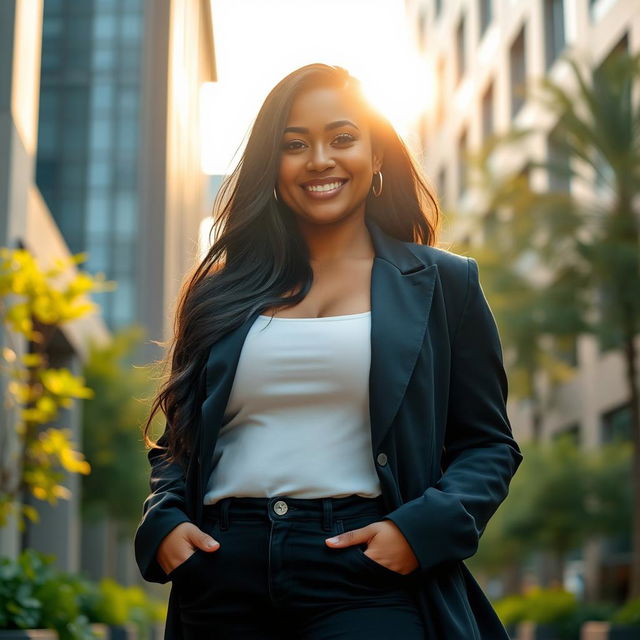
[404,0,639,601]
[36,0,217,357]
[0,0,217,586]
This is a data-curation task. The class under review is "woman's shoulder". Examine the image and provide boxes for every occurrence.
[404,241,472,285]
[401,242,476,329]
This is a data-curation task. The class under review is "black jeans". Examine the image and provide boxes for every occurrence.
[167,494,426,639]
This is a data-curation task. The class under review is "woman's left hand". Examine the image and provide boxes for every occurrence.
[325,520,419,575]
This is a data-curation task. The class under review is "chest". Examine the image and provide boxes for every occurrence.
[261,258,373,318]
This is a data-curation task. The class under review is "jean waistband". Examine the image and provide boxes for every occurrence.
[202,494,387,532]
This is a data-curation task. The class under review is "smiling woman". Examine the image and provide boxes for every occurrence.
[135,63,523,640]
[276,87,383,227]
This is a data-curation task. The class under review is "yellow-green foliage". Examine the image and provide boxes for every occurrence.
[92,579,129,626]
[612,597,640,625]
[494,586,577,626]
[0,248,115,530]
[0,249,105,336]
[493,594,530,626]
[525,586,577,624]
[0,549,167,636]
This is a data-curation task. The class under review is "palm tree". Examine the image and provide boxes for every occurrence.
[455,133,590,443]
[530,49,640,598]
[435,41,639,596]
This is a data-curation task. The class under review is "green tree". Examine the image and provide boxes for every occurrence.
[458,48,640,597]
[522,50,639,597]
[451,155,588,442]
[470,435,632,590]
[81,326,162,534]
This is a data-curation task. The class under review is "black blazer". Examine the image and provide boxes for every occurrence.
[134,216,524,640]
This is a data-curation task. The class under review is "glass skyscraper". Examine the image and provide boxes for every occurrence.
[37,0,144,330]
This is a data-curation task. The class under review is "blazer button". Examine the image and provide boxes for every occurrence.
[376,452,388,466]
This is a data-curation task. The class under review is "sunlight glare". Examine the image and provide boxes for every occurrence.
[202,0,433,175]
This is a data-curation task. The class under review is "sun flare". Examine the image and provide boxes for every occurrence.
[201,0,434,175]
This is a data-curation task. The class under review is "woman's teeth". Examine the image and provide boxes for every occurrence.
[304,181,344,192]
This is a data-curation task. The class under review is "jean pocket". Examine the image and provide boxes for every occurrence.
[166,548,202,582]
[336,517,414,584]
[168,519,221,584]
[352,545,413,581]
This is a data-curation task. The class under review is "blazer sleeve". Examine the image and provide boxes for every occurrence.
[134,423,193,584]
[383,256,524,574]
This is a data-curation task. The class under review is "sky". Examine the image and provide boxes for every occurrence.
[201,0,434,175]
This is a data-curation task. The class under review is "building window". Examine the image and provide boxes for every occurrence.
[479,0,492,38]
[588,0,605,21]
[481,81,494,141]
[483,210,498,243]
[435,58,446,128]
[552,423,580,446]
[509,26,526,118]
[417,6,428,51]
[544,0,565,69]
[456,14,466,86]
[554,334,578,368]
[437,166,447,205]
[435,0,443,20]
[601,404,632,444]
[547,124,571,193]
[458,129,468,197]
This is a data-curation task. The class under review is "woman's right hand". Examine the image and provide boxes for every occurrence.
[156,521,220,576]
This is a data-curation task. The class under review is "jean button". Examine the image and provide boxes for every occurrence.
[273,500,288,515]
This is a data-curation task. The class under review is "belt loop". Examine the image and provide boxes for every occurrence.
[220,498,230,531]
[322,498,332,532]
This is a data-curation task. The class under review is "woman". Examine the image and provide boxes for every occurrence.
[134,63,523,640]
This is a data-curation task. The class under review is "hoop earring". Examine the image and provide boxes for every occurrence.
[372,171,383,197]
[273,187,279,202]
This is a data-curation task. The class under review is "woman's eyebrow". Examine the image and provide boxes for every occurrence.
[283,120,360,134]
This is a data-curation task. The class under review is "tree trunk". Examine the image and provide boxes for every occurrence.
[529,367,543,442]
[623,318,640,599]
[503,562,524,594]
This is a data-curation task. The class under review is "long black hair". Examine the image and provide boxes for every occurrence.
[142,63,441,466]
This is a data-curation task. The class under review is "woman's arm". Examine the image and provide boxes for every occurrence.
[383,256,524,575]
[134,424,193,583]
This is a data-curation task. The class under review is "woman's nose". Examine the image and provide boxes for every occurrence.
[306,146,336,171]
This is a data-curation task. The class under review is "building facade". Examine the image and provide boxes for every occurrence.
[1,0,217,589]
[36,0,217,363]
[404,0,639,600]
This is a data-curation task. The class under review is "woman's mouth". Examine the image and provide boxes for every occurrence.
[301,179,348,199]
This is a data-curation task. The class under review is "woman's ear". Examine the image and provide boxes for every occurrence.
[373,147,384,173]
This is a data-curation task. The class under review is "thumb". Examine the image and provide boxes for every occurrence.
[192,529,220,552]
[325,526,369,548]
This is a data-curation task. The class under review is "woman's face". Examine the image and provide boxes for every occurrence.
[276,86,383,226]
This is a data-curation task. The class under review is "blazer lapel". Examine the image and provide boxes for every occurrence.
[195,218,438,521]
[365,217,438,453]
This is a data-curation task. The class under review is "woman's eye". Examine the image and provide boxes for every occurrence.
[283,140,306,151]
[333,133,355,144]
[282,133,355,152]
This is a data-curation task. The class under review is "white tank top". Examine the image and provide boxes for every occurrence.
[203,310,383,505]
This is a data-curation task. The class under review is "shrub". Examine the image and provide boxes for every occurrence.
[494,594,529,626]
[612,597,640,625]
[88,579,129,626]
[0,549,55,629]
[524,586,577,624]
[0,549,165,639]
